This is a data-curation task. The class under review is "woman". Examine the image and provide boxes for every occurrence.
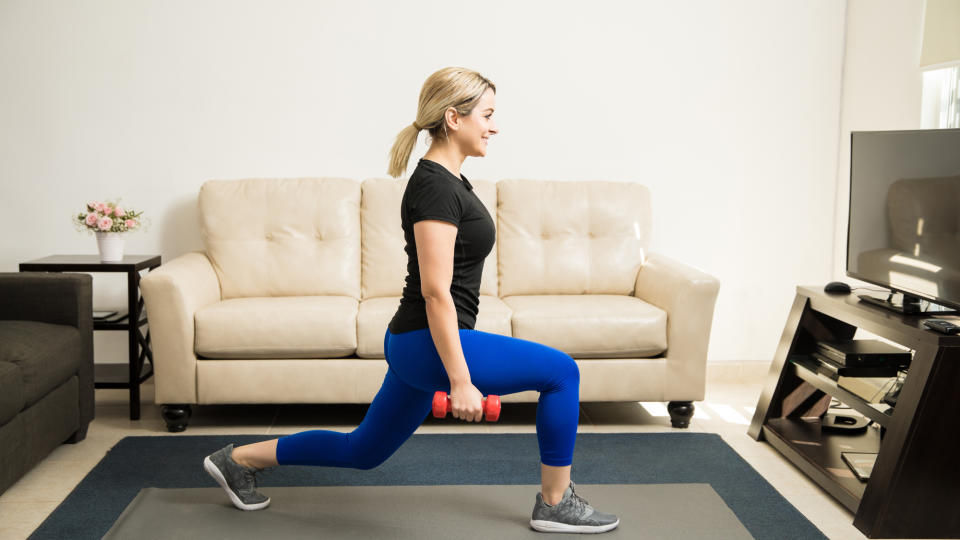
[203,67,620,534]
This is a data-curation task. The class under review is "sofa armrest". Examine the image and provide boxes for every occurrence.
[140,252,221,404]
[633,253,720,400]
[0,272,94,427]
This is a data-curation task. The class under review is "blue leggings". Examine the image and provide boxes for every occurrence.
[275,327,580,468]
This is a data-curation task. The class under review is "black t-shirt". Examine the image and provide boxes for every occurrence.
[387,158,496,334]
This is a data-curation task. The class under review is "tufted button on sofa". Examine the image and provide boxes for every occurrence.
[141,177,720,432]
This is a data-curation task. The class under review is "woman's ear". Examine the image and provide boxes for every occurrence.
[444,107,460,132]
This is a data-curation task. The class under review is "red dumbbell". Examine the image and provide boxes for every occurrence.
[432,391,501,422]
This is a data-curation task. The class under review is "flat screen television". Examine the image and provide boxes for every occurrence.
[847,128,960,314]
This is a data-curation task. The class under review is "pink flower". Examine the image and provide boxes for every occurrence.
[114,207,125,217]
[85,212,98,226]
[96,203,108,214]
[87,201,99,211]
[125,219,137,228]
[98,216,113,230]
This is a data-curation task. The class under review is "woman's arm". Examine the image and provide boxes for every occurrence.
[414,219,484,421]
[414,219,470,385]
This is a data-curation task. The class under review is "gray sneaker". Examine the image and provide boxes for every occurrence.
[530,481,620,533]
[203,443,273,511]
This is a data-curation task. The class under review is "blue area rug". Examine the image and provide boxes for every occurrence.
[28,432,827,539]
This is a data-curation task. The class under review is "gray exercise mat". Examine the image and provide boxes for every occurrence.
[102,483,754,539]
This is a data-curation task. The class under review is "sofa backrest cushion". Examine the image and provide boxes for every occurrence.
[361,177,499,299]
[497,179,651,296]
[199,178,361,299]
[360,178,406,300]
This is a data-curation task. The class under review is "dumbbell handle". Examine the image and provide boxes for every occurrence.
[432,391,501,421]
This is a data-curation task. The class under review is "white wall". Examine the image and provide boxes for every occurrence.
[832,0,926,284]
[0,0,849,365]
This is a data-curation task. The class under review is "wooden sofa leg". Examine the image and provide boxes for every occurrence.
[161,404,193,432]
[668,401,694,428]
[65,424,89,444]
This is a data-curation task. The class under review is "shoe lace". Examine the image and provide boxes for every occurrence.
[567,484,590,516]
[243,466,275,490]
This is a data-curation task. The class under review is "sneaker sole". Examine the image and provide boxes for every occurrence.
[530,518,620,533]
[203,455,271,511]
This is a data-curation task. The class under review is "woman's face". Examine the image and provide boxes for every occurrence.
[448,87,498,157]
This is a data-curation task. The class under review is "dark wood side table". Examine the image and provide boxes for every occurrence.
[19,254,161,420]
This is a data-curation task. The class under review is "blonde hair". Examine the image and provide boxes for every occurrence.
[387,67,496,178]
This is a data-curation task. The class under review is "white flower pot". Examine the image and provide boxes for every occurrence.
[95,231,125,262]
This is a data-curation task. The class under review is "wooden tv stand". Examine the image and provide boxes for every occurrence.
[748,286,960,539]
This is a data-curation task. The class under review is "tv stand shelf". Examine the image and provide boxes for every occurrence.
[748,286,960,539]
[787,355,893,427]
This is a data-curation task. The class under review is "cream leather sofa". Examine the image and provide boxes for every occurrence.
[140,177,720,432]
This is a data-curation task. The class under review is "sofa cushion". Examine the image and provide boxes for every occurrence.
[359,179,408,301]
[195,297,359,359]
[360,177,500,300]
[0,321,81,409]
[356,296,399,358]
[497,179,651,296]
[473,295,514,337]
[0,361,24,425]
[502,295,667,358]
[355,295,513,358]
[199,178,362,300]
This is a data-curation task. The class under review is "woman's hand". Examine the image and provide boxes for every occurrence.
[449,381,485,422]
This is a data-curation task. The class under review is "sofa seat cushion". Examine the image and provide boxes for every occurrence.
[0,321,81,409]
[356,295,514,358]
[473,295,514,337]
[356,297,399,358]
[0,361,24,425]
[501,295,667,358]
[195,296,359,359]
[357,296,400,358]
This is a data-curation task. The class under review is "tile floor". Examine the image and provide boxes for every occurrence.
[0,363,913,540]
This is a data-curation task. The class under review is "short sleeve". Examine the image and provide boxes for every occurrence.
[408,177,462,227]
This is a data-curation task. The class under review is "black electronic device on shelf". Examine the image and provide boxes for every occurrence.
[814,339,911,368]
[822,411,871,432]
[812,352,901,380]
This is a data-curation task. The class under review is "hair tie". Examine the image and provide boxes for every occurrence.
[412,121,423,130]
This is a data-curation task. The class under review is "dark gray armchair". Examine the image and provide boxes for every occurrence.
[0,272,94,496]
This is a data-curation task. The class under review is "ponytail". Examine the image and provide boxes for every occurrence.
[387,123,422,179]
